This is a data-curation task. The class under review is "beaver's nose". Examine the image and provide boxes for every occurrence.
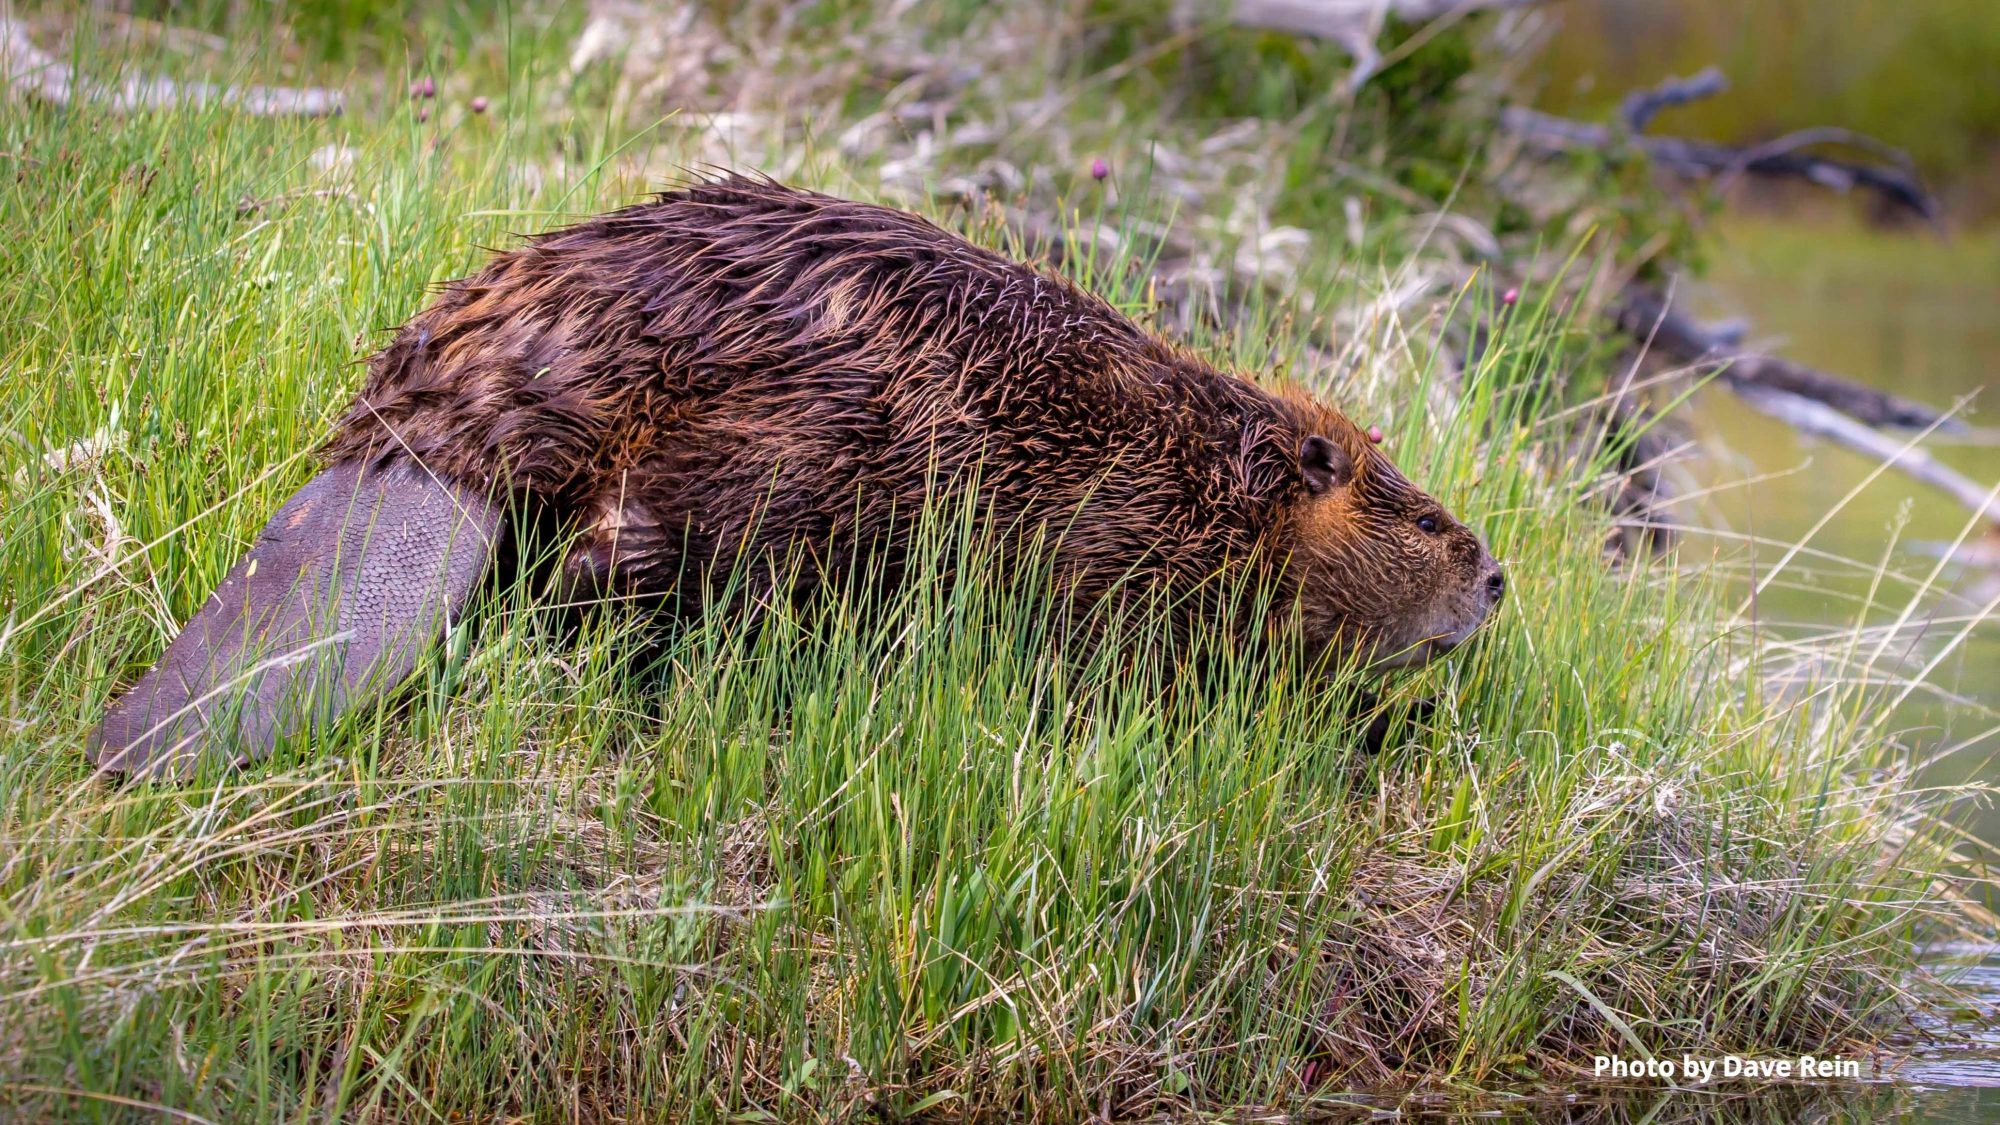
[1483,564,1506,604]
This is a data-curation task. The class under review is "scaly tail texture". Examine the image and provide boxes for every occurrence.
[87,459,500,779]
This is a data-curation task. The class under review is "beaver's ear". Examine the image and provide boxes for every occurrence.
[1300,435,1352,494]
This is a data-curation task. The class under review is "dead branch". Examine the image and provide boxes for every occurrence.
[1498,66,1937,222]
[1620,288,1997,530]
[1732,386,1999,528]
[1618,65,1726,133]
[1501,106,1936,221]
[1616,287,1960,432]
[0,17,341,117]
[1231,0,1544,34]
[1506,72,1981,528]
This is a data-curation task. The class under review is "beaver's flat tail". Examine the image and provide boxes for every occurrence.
[86,460,500,779]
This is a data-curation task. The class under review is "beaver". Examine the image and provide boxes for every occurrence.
[86,176,1504,778]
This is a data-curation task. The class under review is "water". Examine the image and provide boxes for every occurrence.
[1668,217,2000,1120]
[1513,6,1999,1115]
[1680,216,1999,820]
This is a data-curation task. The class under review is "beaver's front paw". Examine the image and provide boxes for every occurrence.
[1355,693,1438,754]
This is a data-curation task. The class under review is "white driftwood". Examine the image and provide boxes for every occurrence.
[0,18,341,117]
[1229,0,1544,84]
[1232,0,1542,34]
[1618,287,1996,528]
[1733,385,1999,528]
[1617,287,1957,431]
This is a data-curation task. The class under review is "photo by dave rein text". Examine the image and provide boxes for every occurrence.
[1594,1055,1865,1083]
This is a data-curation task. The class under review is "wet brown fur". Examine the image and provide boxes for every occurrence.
[323,176,1498,665]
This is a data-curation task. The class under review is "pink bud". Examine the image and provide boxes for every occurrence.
[1501,287,1519,306]
[411,77,436,99]
[1090,158,1110,181]
[416,106,430,123]
[470,96,489,114]
[1366,425,1384,444]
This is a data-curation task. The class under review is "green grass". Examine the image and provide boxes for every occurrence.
[0,9,1981,1122]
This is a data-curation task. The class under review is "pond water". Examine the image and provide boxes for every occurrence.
[1674,216,2000,1120]
[1681,216,1999,828]
[1512,5,1997,1114]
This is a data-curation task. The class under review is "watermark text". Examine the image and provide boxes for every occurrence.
[1592,1054,1861,1083]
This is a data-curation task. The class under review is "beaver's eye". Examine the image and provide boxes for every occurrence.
[1416,515,1440,535]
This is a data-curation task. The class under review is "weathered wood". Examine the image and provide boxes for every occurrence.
[1619,66,1727,133]
[1232,0,1543,34]
[1,18,342,117]
[1502,106,1936,221]
[1618,288,1996,530]
[1732,385,1999,527]
[1617,287,1959,432]
[1498,64,1938,223]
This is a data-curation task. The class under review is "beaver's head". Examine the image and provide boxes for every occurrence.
[1276,410,1504,670]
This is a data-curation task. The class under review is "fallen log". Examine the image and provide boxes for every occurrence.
[1620,288,1996,531]
[1731,385,1999,529]
[1616,287,1960,432]
[1,17,342,117]
[1507,71,1987,527]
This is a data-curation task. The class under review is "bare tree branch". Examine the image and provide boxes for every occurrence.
[1618,287,1997,530]
[1230,0,1367,38]
[1499,68,1938,223]
[1732,385,1999,528]
[1232,0,1543,32]
[1619,65,1727,133]
[1616,287,1960,432]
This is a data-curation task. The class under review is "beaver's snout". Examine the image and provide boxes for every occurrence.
[1358,528,1504,669]
[1431,551,1504,656]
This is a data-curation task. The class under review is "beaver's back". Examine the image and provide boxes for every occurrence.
[324,177,1310,604]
